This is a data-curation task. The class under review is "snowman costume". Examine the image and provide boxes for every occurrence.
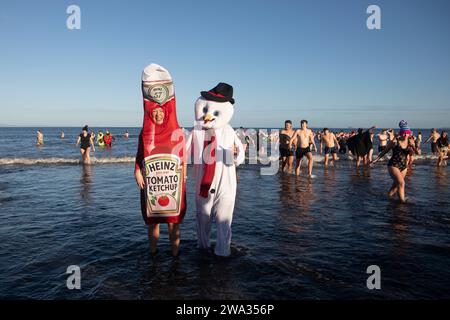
[187,83,244,257]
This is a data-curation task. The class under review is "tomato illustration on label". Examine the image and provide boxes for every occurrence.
[158,195,169,207]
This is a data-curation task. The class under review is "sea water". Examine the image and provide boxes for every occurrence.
[0,127,449,299]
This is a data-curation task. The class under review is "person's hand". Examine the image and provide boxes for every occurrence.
[135,170,145,190]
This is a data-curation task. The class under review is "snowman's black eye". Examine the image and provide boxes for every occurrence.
[213,111,220,117]
[203,106,208,114]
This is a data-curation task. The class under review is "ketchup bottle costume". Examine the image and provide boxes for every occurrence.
[135,64,186,225]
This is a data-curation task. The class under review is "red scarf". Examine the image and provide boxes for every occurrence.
[200,130,216,198]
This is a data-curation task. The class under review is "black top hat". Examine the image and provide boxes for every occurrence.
[201,82,235,104]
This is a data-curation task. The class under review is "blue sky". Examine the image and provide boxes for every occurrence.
[0,0,449,128]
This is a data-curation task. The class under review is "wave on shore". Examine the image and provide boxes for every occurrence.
[0,157,136,166]
[0,153,441,166]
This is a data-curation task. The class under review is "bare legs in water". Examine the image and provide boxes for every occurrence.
[295,152,314,177]
[281,155,294,173]
[148,223,180,257]
[80,147,91,165]
[388,165,407,203]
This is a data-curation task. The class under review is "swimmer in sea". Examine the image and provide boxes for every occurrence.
[406,135,417,167]
[416,131,422,155]
[96,130,105,147]
[321,128,340,166]
[368,131,375,164]
[60,131,65,139]
[436,131,450,166]
[337,131,348,154]
[290,119,317,177]
[258,129,269,157]
[316,131,323,154]
[425,128,440,155]
[279,120,295,173]
[103,130,114,147]
[347,126,376,167]
[377,129,389,155]
[36,130,44,145]
[372,120,415,203]
[76,125,95,165]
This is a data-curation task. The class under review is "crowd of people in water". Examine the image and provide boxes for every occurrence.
[34,121,449,204]
[275,119,449,203]
[35,126,130,164]
[232,120,449,204]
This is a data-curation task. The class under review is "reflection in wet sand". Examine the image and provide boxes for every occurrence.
[80,164,93,203]
[323,167,337,197]
[386,202,411,256]
[278,174,316,233]
[434,166,448,189]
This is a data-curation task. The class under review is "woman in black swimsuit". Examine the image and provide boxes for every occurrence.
[372,121,415,203]
[76,125,95,164]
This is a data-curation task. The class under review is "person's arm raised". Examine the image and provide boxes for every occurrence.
[424,134,433,143]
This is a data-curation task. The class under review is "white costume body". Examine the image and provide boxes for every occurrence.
[187,98,244,257]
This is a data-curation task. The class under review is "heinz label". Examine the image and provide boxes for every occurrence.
[144,154,183,217]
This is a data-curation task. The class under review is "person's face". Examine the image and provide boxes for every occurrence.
[285,122,292,130]
[301,122,307,129]
[152,107,165,125]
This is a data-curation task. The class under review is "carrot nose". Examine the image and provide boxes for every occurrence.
[203,113,214,123]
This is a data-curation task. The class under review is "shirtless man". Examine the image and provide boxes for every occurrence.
[377,130,389,154]
[321,128,340,166]
[416,131,422,155]
[290,120,317,177]
[425,129,440,155]
[316,131,323,154]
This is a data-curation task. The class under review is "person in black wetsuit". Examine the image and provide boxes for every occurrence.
[76,125,95,164]
[372,120,415,203]
[346,126,376,167]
